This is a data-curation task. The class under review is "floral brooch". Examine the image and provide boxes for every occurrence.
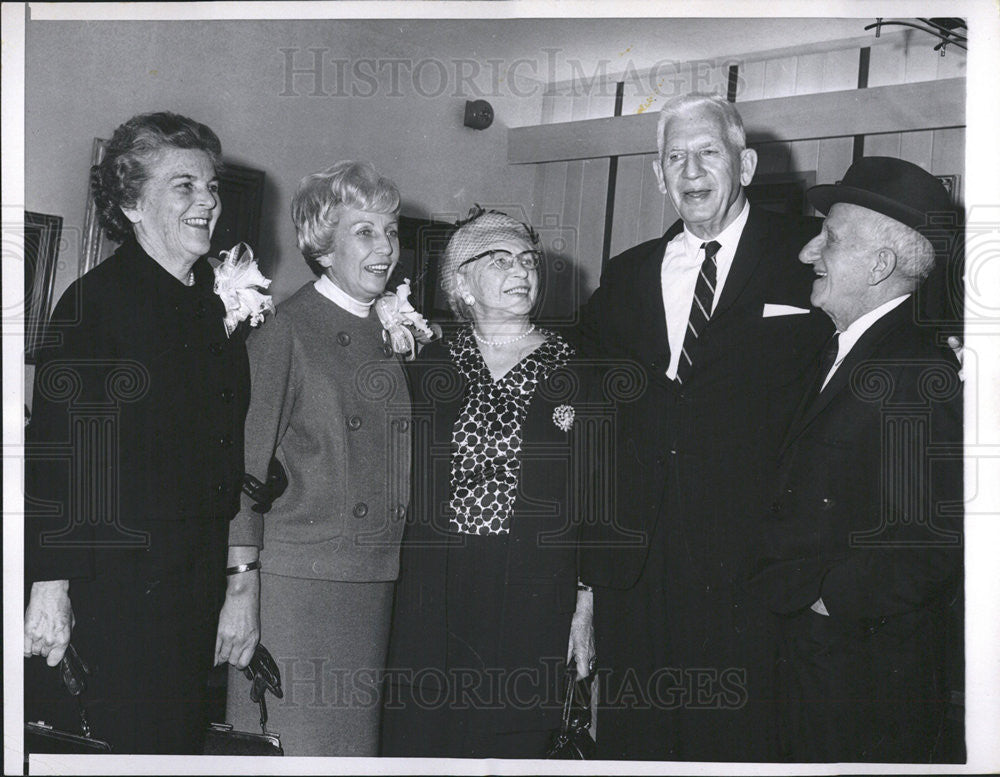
[214,242,274,337]
[552,404,575,432]
[374,278,439,360]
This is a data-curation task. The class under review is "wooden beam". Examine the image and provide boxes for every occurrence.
[508,78,965,165]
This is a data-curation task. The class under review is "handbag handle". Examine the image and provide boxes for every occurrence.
[559,668,583,734]
[58,644,95,738]
[242,644,283,735]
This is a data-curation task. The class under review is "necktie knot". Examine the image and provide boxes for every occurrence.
[701,240,721,261]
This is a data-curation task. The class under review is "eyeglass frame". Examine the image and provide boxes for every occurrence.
[457,248,543,272]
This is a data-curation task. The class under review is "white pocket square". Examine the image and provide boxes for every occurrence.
[763,303,811,318]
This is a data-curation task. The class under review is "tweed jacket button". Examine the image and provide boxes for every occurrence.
[312,560,322,574]
[393,504,407,520]
[821,497,835,510]
[219,434,234,448]
[209,342,224,355]
[221,388,235,403]
[337,332,351,346]
[397,418,410,432]
[353,502,368,518]
[347,415,362,431]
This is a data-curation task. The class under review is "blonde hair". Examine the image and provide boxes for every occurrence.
[290,161,400,270]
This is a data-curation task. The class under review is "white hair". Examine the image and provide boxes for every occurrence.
[656,93,747,163]
[870,213,936,284]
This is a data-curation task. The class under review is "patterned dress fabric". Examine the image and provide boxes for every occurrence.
[447,327,571,535]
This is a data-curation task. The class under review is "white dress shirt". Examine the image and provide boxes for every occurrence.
[820,294,910,390]
[314,274,374,318]
[660,200,750,379]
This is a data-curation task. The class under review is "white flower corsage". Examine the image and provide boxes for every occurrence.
[374,278,440,360]
[552,404,575,432]
[213,242,274,337]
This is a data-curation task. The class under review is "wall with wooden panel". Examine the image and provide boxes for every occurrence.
[526,29,966,310]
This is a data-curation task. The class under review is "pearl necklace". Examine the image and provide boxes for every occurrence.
[473,323,536,347]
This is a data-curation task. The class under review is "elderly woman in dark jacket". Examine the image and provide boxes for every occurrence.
[382,207,599,759]
[24,111,256,754]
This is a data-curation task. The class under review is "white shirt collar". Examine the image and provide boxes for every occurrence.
[314,274,374,318]
[836,293,911,354]
[680,198,750,257]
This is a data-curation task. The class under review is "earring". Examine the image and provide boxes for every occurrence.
[463,294,476,306]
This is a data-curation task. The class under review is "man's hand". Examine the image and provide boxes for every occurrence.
[24,580,74,666]
[567,588,596,678]
[947,336,965,382]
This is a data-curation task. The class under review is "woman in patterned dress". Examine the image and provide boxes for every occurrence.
[382,207,596,758]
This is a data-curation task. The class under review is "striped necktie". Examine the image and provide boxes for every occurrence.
[676,240,721,384]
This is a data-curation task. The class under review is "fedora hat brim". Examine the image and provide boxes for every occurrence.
[807,184,933,232]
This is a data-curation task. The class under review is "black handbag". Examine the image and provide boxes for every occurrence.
[546,669,596,759]
[24,644,113,755]
[203,643,284,756]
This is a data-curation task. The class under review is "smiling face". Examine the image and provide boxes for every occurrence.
[653,104,757,240]
[799,203,882,331]
[316,207,399,302]
[122,147,220,271]
[457,236,540,325]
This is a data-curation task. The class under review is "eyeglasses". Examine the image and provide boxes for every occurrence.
[459,249,542,272]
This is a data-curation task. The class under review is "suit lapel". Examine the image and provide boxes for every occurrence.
[781,301,913,451]
[714,206,768,316]
[637,224,680,369]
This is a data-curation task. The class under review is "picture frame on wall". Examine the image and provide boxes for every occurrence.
[80,137,265,275]
[23,210,64,363]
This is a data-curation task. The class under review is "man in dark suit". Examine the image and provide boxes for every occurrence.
[569,92,832,760]
[752,157,963,762]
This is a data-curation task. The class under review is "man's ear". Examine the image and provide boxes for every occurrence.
[870,247,897,285]
[652,158,667,195]
[739,148,758,187]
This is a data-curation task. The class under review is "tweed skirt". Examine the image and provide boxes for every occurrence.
[225,572,393,756]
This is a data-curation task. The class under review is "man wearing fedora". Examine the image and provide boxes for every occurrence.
[751,156,963,761]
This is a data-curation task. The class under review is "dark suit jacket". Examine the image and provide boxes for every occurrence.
[575,206,830,590]
[751,298,963,761]
[26,235,250,581]
[24,235,251,754]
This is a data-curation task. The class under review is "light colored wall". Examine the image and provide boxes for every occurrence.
[26,19,542,308]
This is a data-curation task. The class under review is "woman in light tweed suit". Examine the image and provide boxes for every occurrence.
[215,161,411,755]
